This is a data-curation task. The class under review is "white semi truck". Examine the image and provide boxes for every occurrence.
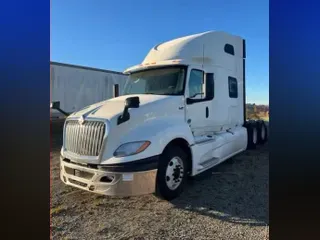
[55,31,268,200]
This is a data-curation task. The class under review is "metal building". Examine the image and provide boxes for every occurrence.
[50,61,128,121]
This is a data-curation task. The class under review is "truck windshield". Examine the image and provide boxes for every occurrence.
[123,67,186,96]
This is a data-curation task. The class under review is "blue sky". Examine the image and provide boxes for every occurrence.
[51,0,269,105]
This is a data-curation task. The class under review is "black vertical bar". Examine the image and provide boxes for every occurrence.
[243,39,246,124]
[113,84,119,98]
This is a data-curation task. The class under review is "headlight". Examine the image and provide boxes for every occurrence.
[113,141,151,157]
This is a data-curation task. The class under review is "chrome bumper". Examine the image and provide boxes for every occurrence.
[60,158,157,196]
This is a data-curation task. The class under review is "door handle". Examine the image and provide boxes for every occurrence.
[206,107,209,118]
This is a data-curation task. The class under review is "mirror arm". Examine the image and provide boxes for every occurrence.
[118,106,130,125]
[117,97,140,125]
[55,108,70,117]
[50,101,70,117]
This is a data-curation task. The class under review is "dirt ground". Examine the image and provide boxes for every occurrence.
[51,133,269,240]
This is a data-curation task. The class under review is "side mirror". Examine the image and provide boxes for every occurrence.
[50,101,69,116]
[125,96,140,108]
[118,96,140,125]
[113,84,119,98]
[50,101,60,109]
[205,73,214,98]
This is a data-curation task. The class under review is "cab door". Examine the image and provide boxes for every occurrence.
[185,68,214,137]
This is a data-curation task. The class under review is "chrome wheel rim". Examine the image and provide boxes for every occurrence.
[165,157,184,190]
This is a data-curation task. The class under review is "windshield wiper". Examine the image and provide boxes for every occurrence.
[144,92,162,95]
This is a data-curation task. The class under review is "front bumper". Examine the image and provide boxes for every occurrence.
[60,156,159,196]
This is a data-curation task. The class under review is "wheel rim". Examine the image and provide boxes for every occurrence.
[253,128,258,144]
[261,126,266,140]
[165,156,184,190]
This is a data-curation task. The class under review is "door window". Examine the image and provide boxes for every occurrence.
[188,69,204,99]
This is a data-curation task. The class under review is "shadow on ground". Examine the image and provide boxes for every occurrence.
[170,145,269,226]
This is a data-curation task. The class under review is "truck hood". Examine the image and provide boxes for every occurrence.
[69,94,182,120]
[63,94,186,165]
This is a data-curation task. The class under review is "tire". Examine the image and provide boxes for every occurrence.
[257,120,268,144]
[246,122,258,150]
[155,146,188,201]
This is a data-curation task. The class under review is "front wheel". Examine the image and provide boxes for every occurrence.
[155,146,188,200]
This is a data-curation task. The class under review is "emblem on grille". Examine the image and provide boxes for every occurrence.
[78,115,85,125]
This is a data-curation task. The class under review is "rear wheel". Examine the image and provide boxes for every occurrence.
[246,122,258,150]
[155,146,188,200]
[257,121,268,144]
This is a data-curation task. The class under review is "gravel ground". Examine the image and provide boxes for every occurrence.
[51,133,269,240]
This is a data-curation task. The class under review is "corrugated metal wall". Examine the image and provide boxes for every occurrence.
[50,62,128,118]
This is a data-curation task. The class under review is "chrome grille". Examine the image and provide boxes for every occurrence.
[64,120,106,156]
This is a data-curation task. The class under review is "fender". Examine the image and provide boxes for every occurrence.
[100,116,194,165]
